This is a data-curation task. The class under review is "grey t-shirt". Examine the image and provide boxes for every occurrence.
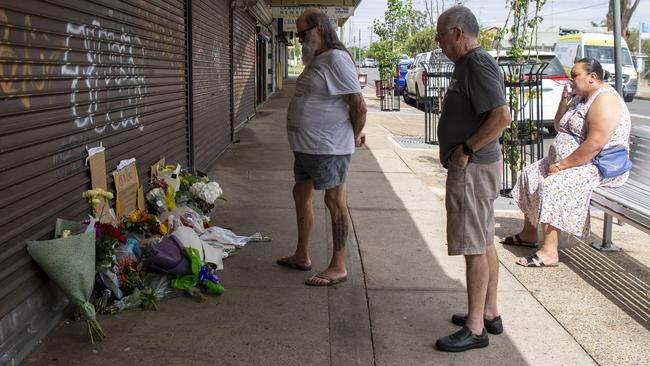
[437,47,506,168]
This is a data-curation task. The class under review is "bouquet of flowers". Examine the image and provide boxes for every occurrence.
[188,181,224,214]
[122,210,166,237]
[94,222,126,266]
[83,188,113,221]
[26,219,106,343]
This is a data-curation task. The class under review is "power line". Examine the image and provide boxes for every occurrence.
[478,2,609,24]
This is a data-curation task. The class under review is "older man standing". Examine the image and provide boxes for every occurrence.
[434,6,511,352]
[276,9,367,286]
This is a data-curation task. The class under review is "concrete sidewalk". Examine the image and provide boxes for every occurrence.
[24,78,648,365]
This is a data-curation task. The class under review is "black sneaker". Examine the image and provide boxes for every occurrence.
[451,313,503,335]
[435,326,489,352]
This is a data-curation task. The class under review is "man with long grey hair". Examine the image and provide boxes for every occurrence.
[277,8,367,287]
[434,5,511,351]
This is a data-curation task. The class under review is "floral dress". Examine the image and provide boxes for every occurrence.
[512,85,631,237]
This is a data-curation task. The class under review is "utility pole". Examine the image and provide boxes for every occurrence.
[613,0,623,95]
[358,28,361,62]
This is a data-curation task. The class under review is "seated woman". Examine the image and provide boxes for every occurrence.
[503,57,631,267]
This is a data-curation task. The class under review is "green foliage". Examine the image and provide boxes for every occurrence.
[405,27,437,56]
[626,28,650,54]
[371,0,418,81]
[477,30,497,50]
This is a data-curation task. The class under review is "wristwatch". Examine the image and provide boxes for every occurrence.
[461,142,474,156]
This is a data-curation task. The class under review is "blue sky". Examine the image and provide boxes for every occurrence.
[343,0,650,46]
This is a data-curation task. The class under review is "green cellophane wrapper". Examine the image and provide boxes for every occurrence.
[26,218,106,343]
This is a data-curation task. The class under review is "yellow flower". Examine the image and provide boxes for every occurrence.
[128,210,139,222]
[91,198,101,205]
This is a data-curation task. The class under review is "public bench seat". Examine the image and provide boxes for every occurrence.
[590,124,650,250]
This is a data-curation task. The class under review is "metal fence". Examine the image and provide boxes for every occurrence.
[423,61,455,144]
[378,79,401,111]
[498,60,549,193]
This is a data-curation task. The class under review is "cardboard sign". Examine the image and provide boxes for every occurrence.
[113,162,141,218]
[87,148,118,225]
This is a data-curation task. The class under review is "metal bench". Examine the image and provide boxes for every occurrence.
[590,124,650,251]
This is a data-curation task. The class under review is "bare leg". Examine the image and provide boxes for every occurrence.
[278,180,314,268]
[464,253,489,335]
[516,222,560,266]
[483,245,500,320]
[306,184,348,284]
[517,215,538,243]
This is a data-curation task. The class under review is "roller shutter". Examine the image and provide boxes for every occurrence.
[0,0,188,318]
[231,7,255,130]
[190,0,230,171]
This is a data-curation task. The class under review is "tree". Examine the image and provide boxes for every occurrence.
[606,0,640,38]
[477,29,497,50]
[372,0,419,81]
[405,27,437,56]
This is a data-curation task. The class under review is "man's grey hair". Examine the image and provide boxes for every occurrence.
[443,5,479,38]
[303,10,350,55]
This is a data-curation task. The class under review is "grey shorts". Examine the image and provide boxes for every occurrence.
[293,152,351,190]
[445,160,502,256]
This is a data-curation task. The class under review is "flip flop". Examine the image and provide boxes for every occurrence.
[276,258,312,271]
[500,234,538,248]
[516,253,558,267]
[305,275,347,287]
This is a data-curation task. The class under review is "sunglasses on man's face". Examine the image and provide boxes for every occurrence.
[297,25,317,39]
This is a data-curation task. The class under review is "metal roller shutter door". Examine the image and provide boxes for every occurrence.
[0,0,188,318]
[190,0,230,172]
[232,8,255,129]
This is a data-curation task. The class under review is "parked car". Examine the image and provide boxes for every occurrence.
[404,51,453,110]
[361,57,378,68]
[489,50,568,134]
[395,58,414,94]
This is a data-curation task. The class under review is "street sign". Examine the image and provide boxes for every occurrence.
[642,22,650,40]
[282,17,338,32]
[272,6,354,18]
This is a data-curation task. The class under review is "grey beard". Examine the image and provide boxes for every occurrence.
[301,46,316,65]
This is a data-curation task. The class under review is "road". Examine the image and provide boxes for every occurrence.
[360,65,650,157]
[627,98,650,127]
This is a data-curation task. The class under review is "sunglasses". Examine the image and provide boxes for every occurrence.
[297,25,317,39]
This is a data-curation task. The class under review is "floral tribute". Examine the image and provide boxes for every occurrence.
[25,162,246,344]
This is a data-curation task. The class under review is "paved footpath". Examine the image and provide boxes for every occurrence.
[24,78,648,366]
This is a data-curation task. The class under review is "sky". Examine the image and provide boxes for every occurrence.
[341,0,650,47]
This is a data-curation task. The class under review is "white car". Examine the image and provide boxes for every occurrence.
[404,51,432,107]
[404,51,453,110]
[361,58,377,68]
[489,50,568,134]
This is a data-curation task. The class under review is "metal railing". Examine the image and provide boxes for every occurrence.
[423,61,454,144]
[379,79,400,111]
[498,60,549,193]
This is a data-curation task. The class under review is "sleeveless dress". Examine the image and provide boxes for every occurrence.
[511,85,631,237]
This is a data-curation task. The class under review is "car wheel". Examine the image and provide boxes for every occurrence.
[624,94,634,103]
[415,86,422,109]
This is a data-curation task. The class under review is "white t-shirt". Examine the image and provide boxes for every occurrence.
[287,49,361,155]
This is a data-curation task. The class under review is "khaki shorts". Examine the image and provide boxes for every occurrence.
[445,160,502,256]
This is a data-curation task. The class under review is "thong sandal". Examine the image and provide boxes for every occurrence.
[516,253,558,267]
[500,234,538,248]
[276,258,312,271]
[305,275,347,287]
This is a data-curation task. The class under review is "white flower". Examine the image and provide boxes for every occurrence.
[190,181,223,204]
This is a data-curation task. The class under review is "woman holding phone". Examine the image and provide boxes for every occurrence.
[502,57,631,267]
